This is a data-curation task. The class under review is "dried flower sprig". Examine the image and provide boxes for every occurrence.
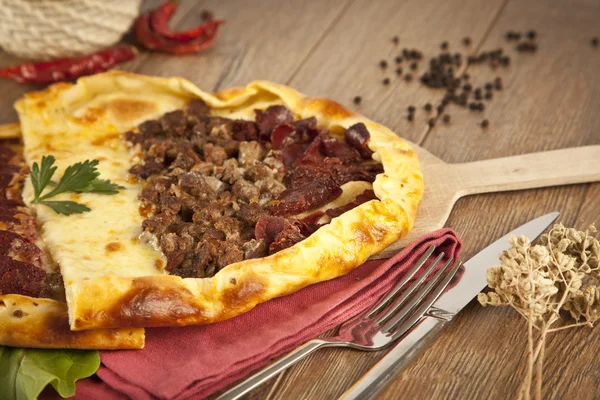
[478,223,600,400]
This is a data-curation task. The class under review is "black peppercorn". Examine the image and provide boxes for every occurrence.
[463,37,471,46]
[442,114,451,124]
[485,91,493,100]
[463,83,472,91]
[424,103,433,112]
[469,102,479,111]
[481,119,489,128]
[485,83,493,91]
[441,41,449,50]
[396,67,403,75]
[527,30,537,40]
[592,37,599,47]
[380,60,388,69]
[463,73,470,81]
[428,118,436,127]
[395,56,403,63]
[353,96,362,105]
[410,62,418,70]
[407,114,414,122]
[392,36,399,45]
[382,78,390,85]
[437,104,445,114]
[404,74,413,82]
[408,105,416,113]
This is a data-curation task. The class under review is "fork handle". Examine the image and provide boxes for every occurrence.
[217,339,328,400]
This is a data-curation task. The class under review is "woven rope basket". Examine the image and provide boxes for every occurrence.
[0,0,141,60]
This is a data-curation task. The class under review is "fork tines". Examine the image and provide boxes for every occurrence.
[367,246,462,340]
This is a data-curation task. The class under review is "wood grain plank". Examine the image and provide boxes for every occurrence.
[128,0,351,91]
[375,0,600,398]
[288,0,506,143]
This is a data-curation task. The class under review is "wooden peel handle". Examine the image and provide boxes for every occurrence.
[454,145,600,196]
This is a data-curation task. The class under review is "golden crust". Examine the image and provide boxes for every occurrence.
[0,294,144,349]
[15,71,423,330]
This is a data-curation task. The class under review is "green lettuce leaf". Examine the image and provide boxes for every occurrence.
[0,346,100,400]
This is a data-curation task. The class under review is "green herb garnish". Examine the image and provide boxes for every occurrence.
[30,155,125,216]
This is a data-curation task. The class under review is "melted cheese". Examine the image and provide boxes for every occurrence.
[21,123,167,308]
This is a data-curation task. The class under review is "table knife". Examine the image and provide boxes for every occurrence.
[339,212,560,400]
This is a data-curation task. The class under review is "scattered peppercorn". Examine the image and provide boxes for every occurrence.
[592,37,599,48]
[481,119,489,128]
[353,96,362,105]
[392,36,399,45]
[463,83,472,91]
[442,114,451,124]
[395,56,403,63]
[407,114,414,122]
[516,42,537,52]
[463,37,471,46]
[410,62,418,70]
[494,77,503,90]
[396,67,403,75]
[428,118,436,127]
[383,77,390,85]
[527,30,537,40]
[463,73,470,81]
[485,91,493,100]
[485,83,493,91]
[437,104,445,114]
[424,103,433,112]
[469,102,479,111]
[441,41,449,50]
[404,74,413,82]
[380,60,388,69]
[408,105,416,113]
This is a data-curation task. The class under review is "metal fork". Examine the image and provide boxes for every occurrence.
[217,246,463,400]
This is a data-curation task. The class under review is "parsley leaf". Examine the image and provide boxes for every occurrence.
[30,156,123,215]
[30,155,57,200]
[36,200,92,216]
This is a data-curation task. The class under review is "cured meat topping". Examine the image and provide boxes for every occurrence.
[0,143,57,298]
[127,101,383,278]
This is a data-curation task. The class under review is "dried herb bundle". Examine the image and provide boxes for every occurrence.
[478,223,600,400]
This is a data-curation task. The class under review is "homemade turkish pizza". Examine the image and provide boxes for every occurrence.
[7,71,423,334]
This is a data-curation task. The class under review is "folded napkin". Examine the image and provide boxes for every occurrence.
[75,229,461,400]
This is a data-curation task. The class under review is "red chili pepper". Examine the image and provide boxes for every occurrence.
[150,1,220,43]
[135,1,223,54]
[0,45,137,85]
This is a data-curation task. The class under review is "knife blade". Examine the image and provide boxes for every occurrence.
[339,212,560,400]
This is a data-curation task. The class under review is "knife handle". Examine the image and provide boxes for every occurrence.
[339,317,446,400]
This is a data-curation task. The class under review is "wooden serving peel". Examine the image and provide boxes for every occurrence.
[374,143,600,259]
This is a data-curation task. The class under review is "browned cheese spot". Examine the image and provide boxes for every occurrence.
[91,132,121,146]
[106,242,122,252]
[101,98,158,125]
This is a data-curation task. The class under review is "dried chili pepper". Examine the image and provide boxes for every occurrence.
[149,1,218,42]
[135,1,223,54]
[0,45,137,85]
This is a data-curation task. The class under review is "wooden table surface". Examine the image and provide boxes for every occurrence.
[1,0,599,399]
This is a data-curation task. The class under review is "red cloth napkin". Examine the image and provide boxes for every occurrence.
[75,228,461,400]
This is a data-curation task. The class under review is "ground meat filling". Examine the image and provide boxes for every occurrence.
[127,100,383,279]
